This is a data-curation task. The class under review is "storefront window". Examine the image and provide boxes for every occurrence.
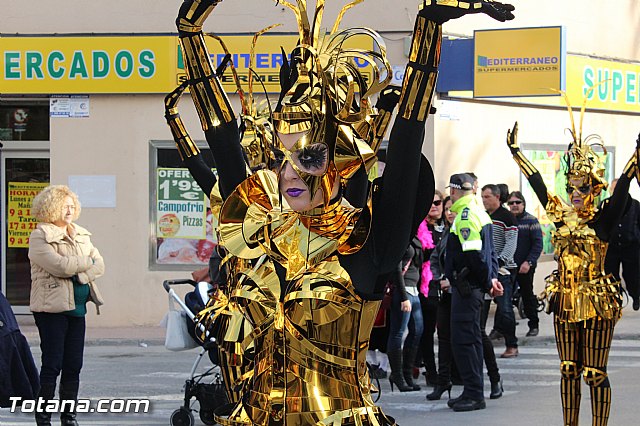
[520,144,614,256]
[0,99,50,141]
[149,141,218,270]
[2,156,50,306]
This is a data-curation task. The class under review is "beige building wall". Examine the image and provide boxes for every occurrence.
[3,0,639,325]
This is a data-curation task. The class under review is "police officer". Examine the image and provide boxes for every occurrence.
[445,173,503,412]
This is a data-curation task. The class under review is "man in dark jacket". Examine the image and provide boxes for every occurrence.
[604,179,640,310]
[507,191,543,335]
[445,174,503,412]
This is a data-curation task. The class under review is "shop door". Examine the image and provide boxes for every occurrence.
[1,141,50,313]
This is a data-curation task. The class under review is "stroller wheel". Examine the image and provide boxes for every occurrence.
[518,298,527,320]
[170,407,195,426]
[200,408,217,425]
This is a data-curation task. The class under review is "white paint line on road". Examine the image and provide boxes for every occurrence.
[136,371,190,378]
[511,347,640,357]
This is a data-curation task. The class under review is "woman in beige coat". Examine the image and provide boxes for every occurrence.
[29,185,104,426]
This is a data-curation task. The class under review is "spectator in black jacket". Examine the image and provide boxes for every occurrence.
[604,179,640,310]
[508,191,543,335]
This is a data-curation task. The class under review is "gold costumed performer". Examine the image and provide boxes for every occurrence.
[506,113,640,425]
[167,1,514,424]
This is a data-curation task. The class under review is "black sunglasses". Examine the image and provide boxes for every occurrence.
[566,184,592,195]
[432,199,442,206]
[507,200,523,206]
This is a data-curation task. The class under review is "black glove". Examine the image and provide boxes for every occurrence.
[481,0,516,22]
[376,86,402,112]
[507,121,519,155]
[419,0,515,25]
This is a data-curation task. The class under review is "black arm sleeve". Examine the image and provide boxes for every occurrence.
[344,167,369,208]
[526,172,549,208]
[182,154,216,198]
[595,174,632,240]
[203,120,247,200]
[367,11,440,272]
[371,119,434,272]
[392,260,408,302]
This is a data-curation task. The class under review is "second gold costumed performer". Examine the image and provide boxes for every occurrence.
[506,113,640,426]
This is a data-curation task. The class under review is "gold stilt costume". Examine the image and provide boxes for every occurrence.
[507,99,640,425]
[165,1,515,424]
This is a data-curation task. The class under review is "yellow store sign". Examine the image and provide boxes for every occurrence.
[0,36,177,94]
[474,26,565,98]
[2,34,372,95]
[179,34,373,93]
[566,55,640,114]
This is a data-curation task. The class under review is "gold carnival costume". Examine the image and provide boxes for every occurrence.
[165,1,514,424]
[507,98,640,425]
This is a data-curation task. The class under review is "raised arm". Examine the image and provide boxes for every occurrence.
[596,137,640,237]
[175,0,246,199]
[165,82,217,197]
[507,122,549,207]
[373,1,515,271]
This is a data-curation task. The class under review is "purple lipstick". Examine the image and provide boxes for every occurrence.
[286,188,305,197]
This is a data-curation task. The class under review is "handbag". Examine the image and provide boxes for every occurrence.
[163,297,198,351]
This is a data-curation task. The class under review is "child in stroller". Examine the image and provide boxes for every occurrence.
[163,278,228,426]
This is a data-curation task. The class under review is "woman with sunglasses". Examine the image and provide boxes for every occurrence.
[506,121,639,426]
[426,196,456,400]
[414,190,445,387]
[507,191,543,337]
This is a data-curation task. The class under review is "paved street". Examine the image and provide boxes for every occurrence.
[3,310,640,425]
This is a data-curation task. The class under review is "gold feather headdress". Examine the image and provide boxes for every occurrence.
[555,84,609,197]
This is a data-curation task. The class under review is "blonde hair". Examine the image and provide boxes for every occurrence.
[31,185,81,223]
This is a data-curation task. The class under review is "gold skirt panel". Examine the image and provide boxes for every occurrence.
[544,272,622,323]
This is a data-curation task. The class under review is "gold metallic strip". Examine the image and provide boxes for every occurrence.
[283,321,356,367]
[194,34,215,76]
[181,39,199,80]
[210,78,234,122]
[417,72,437,121]
[409,16,425,63]
[400,69,424,120]
[197,82,219,126]
[284,291,357,309]
[623,152,638,179]
[513,151,537,177]
[421,21,438,65]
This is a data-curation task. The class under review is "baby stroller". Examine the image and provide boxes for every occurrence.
[512,282,546,320]
[163,279,228,426]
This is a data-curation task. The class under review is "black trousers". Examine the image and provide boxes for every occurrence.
[605,245,640,300]
[451,287,484,401]
[480,299,500,384]
[33,312,86,386]
[435,292,462,385]
[418,294,438,375]
[516,266,539,329]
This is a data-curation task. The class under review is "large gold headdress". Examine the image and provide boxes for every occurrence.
[555,86,608,198]
[272,0,392,207]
